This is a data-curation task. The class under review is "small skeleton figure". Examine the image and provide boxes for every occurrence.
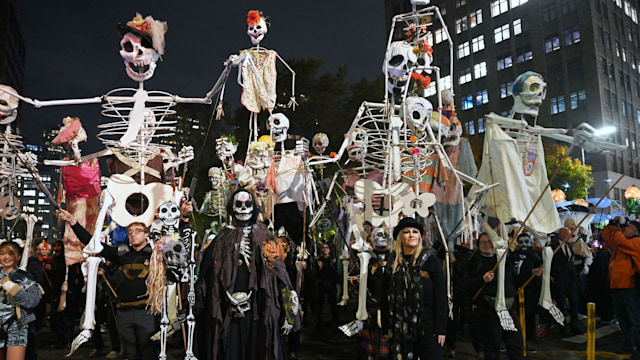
[215,135,246,181]
[200,167,229,220]
[312,133,329,155]
[245,141,271,182]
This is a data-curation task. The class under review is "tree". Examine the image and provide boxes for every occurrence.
[544,144,594,200]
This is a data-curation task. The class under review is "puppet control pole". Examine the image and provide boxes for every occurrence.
[519,153,640,290]
[471,143,576,302]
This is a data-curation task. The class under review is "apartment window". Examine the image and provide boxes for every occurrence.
[624,0,631,15]
[456,0,466,7]
[623,47,628,62]
[474,61,487,78]
[635,81,640,97]
[598,27,604,44]
[609,62,615,80]
[561,0,576,14]
[458,41,470,58]
[476,89,489,105]
[623,100,628,117]
[470,9,483,27]
[613,94,618,112]
[542,4,557,22]
[472,35,485,53]
[459,68,472,85]
[491,0,509,17]
[500,82,513,98]
[478,117,486,133]
[510,0,528,8]
[494,24,510,43]
[513,19,522,35]
[564,26,581,45]
[462,95,474,110]
[516,46,533,62]
[465,121,476,136]
[637,109,640,124]
[604,89,611,107]
[497,55,513,70]
[456,16,469,34]
[435,28,448,44]
[550,95,566,114]
[545,35,560,53]
[633,56,637,70]
[569,89,586,109]
[626,74,631,90]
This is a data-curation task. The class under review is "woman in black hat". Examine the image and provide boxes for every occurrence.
[384,217,447,359]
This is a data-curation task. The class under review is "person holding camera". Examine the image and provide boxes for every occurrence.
[602,217,640,356]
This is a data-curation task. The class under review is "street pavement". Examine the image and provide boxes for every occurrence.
[34,302,632,359]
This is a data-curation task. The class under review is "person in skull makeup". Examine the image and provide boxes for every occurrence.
[196,189,299,360]
[358,226,391,359]
[507,232,543,352]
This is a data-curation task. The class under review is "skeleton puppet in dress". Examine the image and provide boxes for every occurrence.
[196,189,299,360]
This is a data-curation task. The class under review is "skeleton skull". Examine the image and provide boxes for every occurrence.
[208,167,226,188]
[384,41,417,81]
[163,239,189,282]
[312,133,329,155]
[512,72,547,117]
[517,233,534,251]
[233,191,254,223]
[0,85,18,125]
[371,227,389,250]
[157,202,180,227]
[347,128,368,162]
[267,113,290,143]
[402,96,433,132]
[216,137,238,168]
[246,141,271,181]
[247,15,268,46]
[120,33,159,82]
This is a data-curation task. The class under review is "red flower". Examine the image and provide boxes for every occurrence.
[411,73,431,89]
[247,10,262,26]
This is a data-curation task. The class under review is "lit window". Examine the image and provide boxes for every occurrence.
[435,29,448,44]
[491,0,509,17]
[465,121,476,135]
[459,68,472,85]
[623,100,628,117]
[472,35,485,53]
[510,0,528,7]
[500,82,513,98]
[494,24,510,43]
[637,109,640,124]
[497,55,513,70]
[462,95,474,110]
[478,118,486,133]
[456,0,466,7]
[476,89,489,105]
[470,9,483,27]
[564,26,581,45]
[545,36,560,53]
[456,16,469,34]
[458,42,470,58]
[550,95,566,114]
[516,47,533,63]
[513,19,522,35]
[474,62,487,78]
[570,89,586,109]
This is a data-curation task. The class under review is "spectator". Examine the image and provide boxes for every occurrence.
[45,240,74,348]
[550,227,581,334]
[314,242,339,329]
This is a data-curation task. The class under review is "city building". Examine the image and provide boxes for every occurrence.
[385,0,640,205]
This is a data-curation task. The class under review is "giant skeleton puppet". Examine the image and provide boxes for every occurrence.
[195,189,300,360]
[0,14,213,357]
[212,10,297,144]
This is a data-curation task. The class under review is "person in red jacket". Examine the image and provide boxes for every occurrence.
[602,217,640,356]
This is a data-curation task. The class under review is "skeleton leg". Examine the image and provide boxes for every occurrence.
[184,232,198,360]
[159,286,169,360]
[539,247,565,325]
[67,256,101,356]
[355,251,371,321]
[337,254,350,306]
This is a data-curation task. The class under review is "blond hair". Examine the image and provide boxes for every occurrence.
[391,229,424,273]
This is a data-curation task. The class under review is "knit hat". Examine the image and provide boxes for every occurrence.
[393,216,424,240]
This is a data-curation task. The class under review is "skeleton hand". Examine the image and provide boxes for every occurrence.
[281,319,293,335]
[225,54,242,67]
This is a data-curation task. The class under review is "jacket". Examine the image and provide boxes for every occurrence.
[602,225,640,289]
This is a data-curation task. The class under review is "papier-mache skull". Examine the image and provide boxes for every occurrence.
[312,133,330,155]
[246,141,271,181]
[267,113,290,143]
[117,13,167,82]
[208,167,226,188]
[383,41,417,82]
[247,10,268,46]
[0,85,19,125]
[402,96,433,131]
[511,71,547,117]
[216,136,238,168]
[157,202,180,227]
[232,190,255,223]
[347,128,368,162]
[371,226,389,250]
[163,239,189,282]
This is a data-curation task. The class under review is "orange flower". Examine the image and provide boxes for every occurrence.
[410,135,417,143]
[247,10,262,26]
[330,152,337,158]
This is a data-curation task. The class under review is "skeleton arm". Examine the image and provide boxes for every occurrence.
[275,53,297,110]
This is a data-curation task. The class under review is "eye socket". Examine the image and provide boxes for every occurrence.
[161,208,168,213]
[235,201,243,208]
[123,41,133,53]
[529,83,540,92]
[274,119,280,125]
[389,55,405,67]
[0,100,7,106]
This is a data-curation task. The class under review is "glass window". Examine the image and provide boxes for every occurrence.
[435,28,448,44]
[458,42,470,58]
[465,121,476,136]
[474,61,487,78]
[550,95,565,114]
[476,89,489,105]
[459,68,472,85]
[478,118,486,133]
[462,95,474,110]
[470,9,483,27]
[545,35,560,53]
[491,0,509,17]
[456,16,469,34]
[510,0,528,8]
[542,4,557,22]
[497,54,513,70]
[472,35,485,53]
[516,46,533,62]
[513,19,522,35]
[494,24,510,43]
[500,82,513,98]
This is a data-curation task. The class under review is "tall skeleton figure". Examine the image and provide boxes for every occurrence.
[211,10,297,145]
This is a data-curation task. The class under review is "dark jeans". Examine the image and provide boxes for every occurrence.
[552,280,580,331]
[475,307,523,360]
[116,308,157,360]
[315,283,338,326]
[611,288,640,352]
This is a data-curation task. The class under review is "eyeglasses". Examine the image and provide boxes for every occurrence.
[128,229,146,235]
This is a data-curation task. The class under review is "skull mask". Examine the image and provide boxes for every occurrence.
[267,113,290,143]
[347,128,368,162]
[312,133,329,155]
[512,72,547,117]
[247,13,268,46]
[163,240,189,282]
[371,227,389,250]
[246,142,271,181]
[120,33,160,82]
[517,233,534,251]
[402,96,433,132]
[216,137,238,168]
[232,191,254,223]
[157,202,180,227]
[208,167,226,187]
[0,85,18,125]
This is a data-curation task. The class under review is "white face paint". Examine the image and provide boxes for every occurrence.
[247,17,268,45]
[371,227,389,249]
[120,33,160,82]
[267,113,290,143]
[0,85,18,125]
[312,133,329,155]
[233,191,254,223]
[208,167,226,187]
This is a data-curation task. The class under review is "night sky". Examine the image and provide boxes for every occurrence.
[13,1,387,152]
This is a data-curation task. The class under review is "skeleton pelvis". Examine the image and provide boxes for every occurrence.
[107,174,173,227]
